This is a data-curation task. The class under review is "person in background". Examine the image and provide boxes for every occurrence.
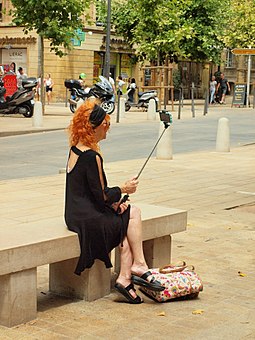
[9,62,16,74]
[117,75,125,96]
[17,67,27,89]
[216,73,230,104]
[78,73,90,94]
[127,78,137,103]
[44,73,54,104]
[65,98,164,304]
[209,75,217,104]
[78,73,86,88]
[109,73,116,94]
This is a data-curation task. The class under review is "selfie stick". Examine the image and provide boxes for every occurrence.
[119,111,173,205]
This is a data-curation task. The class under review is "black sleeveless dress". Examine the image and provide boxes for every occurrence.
[65,146,130,275]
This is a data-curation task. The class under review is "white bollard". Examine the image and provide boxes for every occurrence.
[147,99,156,120]
[76,99,83,110]
[120,97,126,118]
[216,117,230,152]
[156,123,173,160]
[32,101,43,128]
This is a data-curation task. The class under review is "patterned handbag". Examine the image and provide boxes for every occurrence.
[139,262,203,302]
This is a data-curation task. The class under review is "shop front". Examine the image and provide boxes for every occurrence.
[0,25,138,102]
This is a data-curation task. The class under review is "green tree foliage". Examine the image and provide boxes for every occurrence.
[112,0,229,64]
[10,0,91,56]
[224,0,255,48]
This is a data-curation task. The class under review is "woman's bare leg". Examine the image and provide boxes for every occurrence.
[47,91,50,104]
[116,237,138,298]
[126,205,150,276]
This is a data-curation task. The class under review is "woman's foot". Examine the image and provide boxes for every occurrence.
[131,265,164,292]
[116,275,142,299]
[131,271,164,292]
[115,281,143,304]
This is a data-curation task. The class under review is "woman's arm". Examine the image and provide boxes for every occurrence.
[95,155,138,207]
[95,155,121,205]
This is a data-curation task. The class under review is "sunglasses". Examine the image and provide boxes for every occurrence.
[102,121,111,128]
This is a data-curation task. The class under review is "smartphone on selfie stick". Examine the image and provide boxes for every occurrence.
[118,110,173,206]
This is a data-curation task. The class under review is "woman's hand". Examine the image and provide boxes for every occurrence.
[117,202,129,214]
[121,177,139,194]
[111,201,129,214]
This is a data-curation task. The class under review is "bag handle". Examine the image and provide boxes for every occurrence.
[159,261,187,274]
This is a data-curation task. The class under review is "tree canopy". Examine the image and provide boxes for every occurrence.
[224,0,255,48]
[10,0,91,56]
[111,0,229,64]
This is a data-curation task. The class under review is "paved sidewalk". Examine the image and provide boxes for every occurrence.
[0,101,255,339]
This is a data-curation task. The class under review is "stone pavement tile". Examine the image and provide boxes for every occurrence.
[0,145,254,338]
[194,320,255,340]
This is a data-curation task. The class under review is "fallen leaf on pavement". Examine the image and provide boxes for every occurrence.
[238,271,247,277]
[28,320,37,325]
[192,309,204,315]
[157,311,166,316]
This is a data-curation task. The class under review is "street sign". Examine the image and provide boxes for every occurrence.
[231,48,255,55]
[232,84,246,107]
[3,73,17,98]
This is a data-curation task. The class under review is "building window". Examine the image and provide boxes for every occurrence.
[0,2,2,22]
[225,49,234,68]
[95,0,106,26]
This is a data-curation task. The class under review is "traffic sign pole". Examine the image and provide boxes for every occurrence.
[247,54,251,108]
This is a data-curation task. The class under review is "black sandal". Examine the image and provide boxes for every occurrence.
[131,271,164,292]
[114,282,143,304]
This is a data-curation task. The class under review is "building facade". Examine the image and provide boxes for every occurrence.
[1,1,254,101]
[0,0,138,102]
[223,48,255,95]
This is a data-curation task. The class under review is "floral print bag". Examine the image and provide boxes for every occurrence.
[139,262,203,302]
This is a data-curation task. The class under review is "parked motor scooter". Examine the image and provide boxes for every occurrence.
[0,77,38,118]
[64,76,115,114]
[125,88,159,112]
[64,79,90,113]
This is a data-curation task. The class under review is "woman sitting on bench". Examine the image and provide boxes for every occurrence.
[65,98,163,304]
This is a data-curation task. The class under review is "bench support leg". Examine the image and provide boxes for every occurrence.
[0,268,37,327]
[143,235,172,268]
[49,258,111,301]
[114,235,172,273]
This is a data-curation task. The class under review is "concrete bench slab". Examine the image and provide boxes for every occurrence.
[0,204,187,327]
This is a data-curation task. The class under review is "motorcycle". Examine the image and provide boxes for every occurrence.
[64,75,115,114]
[125,88,159,112]
[0,77,37,118]
[64,79,90,113]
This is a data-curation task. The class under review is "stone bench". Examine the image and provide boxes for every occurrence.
[0,203,187,328]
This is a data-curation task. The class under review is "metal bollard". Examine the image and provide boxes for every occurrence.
[178,88,182,120]
[191,82,195,118]
[203,89,209,116]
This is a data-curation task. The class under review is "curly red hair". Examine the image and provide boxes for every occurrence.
[67,98,110,152]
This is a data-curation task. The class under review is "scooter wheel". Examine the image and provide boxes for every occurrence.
[125,102,131,112]
[101,101,115,114]
[21,104,33,118]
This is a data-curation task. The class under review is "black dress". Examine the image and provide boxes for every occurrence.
[65,146,130,275]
